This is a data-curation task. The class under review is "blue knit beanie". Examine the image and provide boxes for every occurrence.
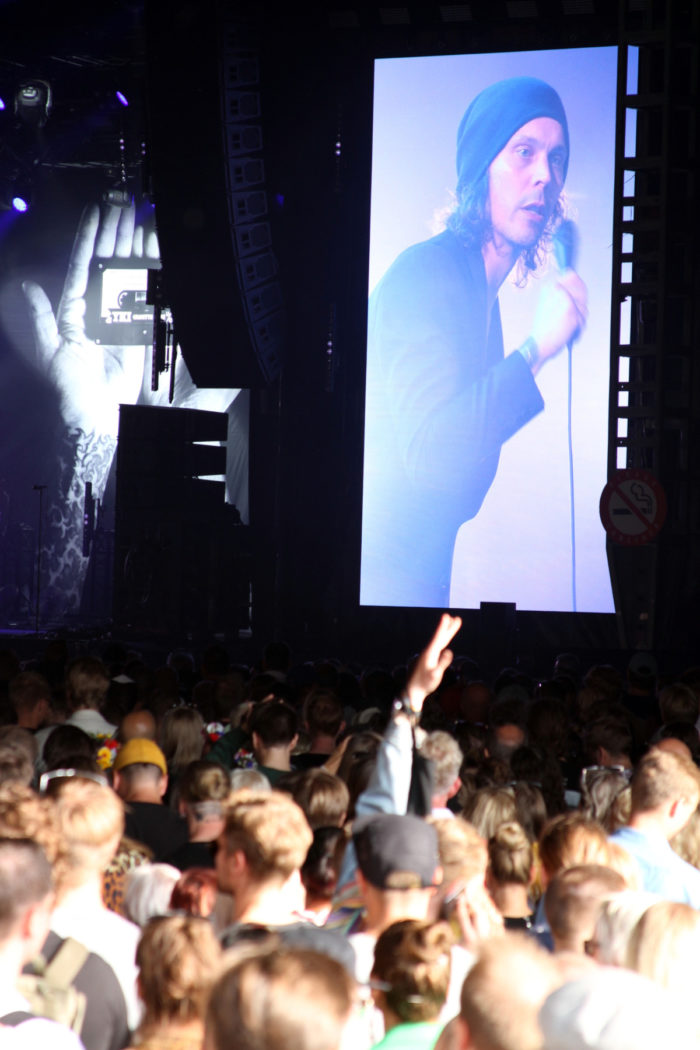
[456,76,569,192]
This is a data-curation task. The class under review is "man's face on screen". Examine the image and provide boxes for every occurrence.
[487,116,566,253]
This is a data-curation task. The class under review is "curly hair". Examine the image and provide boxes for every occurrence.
[0,783,63,871]
[446,172,566,286]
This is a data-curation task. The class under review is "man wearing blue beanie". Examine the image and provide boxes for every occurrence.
[361,76,587,607]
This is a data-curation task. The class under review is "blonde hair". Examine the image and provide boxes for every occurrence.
[432,816,487,886]
[53,778,124,883]
[179,760,230,804]
[136,914,222,1030]
[66,656,109,712]
[488,822,533,887]
[462,787,517,842]
[222,789,312,880]
[594,891,658,966]
[626,900,700,997]
[372,919,453,1023]
[0,783,63,878]
[671,805,700,867]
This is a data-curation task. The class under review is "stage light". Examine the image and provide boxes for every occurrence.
[116,90,129,107]
[0,98,5,110]
[12,196,29,213]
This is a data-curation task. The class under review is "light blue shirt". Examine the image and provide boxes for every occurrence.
[610,825,700,908]
[336,714,414,892]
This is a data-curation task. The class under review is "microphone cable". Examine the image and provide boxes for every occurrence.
[553,220,580,614]
[567,342,576,612]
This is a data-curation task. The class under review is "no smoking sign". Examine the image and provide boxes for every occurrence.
[599,469,667,546]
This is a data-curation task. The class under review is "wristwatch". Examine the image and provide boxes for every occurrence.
[393,696,420,721]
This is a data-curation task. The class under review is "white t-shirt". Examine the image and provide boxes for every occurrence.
[51,893,141,1032]
[64,710,118,737]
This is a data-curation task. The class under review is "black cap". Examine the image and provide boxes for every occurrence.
[353,814,439,890]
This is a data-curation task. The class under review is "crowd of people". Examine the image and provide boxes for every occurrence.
[1,615,700,1049]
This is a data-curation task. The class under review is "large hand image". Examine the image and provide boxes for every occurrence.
[19,201,237,617]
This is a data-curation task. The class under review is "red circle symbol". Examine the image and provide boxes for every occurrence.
[599,469,667,546]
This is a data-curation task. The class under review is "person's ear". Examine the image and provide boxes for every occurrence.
[158,772,168,798]
[672,795,695,824]
[289,733,299,751]
[231,848,248,878]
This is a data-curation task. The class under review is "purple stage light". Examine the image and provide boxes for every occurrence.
[12,197,29,213]
[116,90,129,107]
[0,98,5,110]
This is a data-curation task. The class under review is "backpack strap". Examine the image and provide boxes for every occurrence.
[43,937,90,989]
[0,1011,35,1026]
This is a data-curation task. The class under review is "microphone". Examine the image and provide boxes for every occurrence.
[552,219,581,343]
[553,219,579,273]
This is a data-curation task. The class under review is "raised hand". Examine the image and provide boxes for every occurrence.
[452,882,504,950]
[405,613,462,713]
[22,203,156,436]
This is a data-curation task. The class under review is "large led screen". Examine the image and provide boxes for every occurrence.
[360,46,617,613]
[0,194,245,625]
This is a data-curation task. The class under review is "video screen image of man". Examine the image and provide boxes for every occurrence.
[360,51,617,613]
